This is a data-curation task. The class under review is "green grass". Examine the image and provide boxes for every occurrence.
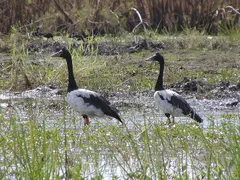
[1,31,240,92]
[0,31,240,179]
[0,99,239,179]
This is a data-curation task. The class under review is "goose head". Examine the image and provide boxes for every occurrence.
[52,47,71,60]
[145,52,164,64]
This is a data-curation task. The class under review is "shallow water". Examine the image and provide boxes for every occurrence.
[1,87,239,126]
[0,88,239,179]
[0,88,239,139]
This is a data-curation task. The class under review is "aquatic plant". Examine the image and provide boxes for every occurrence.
[0,98,239,179]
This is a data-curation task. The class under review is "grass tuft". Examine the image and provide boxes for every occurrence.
[0,100,239,179]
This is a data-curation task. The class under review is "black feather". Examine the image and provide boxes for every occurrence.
[167,94,192,115]
[168,94,203,123]
[77,93,122,123]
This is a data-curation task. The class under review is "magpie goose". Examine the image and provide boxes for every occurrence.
[52,47,122,125]
[146,52,203,123]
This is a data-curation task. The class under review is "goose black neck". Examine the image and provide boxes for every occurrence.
[65,56,78,92]
[155,61,164,91]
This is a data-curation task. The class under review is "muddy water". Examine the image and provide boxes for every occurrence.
[0,87,239,179]
[0,87,239,128]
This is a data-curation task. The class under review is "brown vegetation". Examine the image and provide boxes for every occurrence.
[0,0,240,35]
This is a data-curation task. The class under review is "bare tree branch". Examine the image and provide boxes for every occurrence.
[110,10,120,24]
[130,7,146,32]
[225,6,240,15]
[53,0,74,24]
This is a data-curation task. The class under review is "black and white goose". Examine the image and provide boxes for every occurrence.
[146,52,203,123]
[52,47,122,125]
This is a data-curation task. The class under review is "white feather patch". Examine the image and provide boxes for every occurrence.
[67,89,104,116]
[154,89,184,117]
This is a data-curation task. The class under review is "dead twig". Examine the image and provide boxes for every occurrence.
[53,0,74,24]
[130,7,147,33]
[110,10,120,24]
[87,19,107,24]
[225,6,240,15]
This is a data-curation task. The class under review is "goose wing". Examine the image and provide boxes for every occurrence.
[156,90,193,115]
[73,89,122,122]
[99,95,119,113]
[76,93,112,112]
[157,91,203,122]
[168,93,203,122]
[168,94,193,115]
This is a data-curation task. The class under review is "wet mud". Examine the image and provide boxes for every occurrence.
[1,37,239,124]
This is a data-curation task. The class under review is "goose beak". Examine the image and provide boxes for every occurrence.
[145,54,156,61]
[51,49,63,57]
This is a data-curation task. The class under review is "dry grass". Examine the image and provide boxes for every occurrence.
[0,0,239,35]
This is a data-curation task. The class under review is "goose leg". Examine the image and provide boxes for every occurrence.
[172,116,175,124]
[83,115,89,126]
[165,113,171,124]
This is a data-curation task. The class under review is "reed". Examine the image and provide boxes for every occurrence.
[0,98,239,179]
[0,0,239,34]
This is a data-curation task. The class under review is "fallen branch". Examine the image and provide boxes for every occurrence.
[225,6,240,15]
[130,7,146,32]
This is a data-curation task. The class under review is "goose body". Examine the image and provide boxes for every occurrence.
[67,89,105,116]
[67,89,121,119]
[146,52,203,123]
[52,48,122,125]
[154,90,184,117]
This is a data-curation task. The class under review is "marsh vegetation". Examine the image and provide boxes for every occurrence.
[0,0,240,179]
[0,31,239,179]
